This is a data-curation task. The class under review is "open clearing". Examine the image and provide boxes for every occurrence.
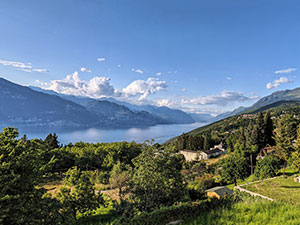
[243,176,300,204]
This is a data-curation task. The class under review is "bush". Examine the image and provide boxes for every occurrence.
[254,155,281,179]
[127,198,233,225]
[187,174,215,200]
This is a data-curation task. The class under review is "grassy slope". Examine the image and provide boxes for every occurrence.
[167,101,300,143]
[183,200,300,225]
[243,176,300,204]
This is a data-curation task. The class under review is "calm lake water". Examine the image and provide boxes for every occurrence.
[22,122,206,144]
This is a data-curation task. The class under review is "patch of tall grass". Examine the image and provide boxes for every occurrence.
[183,200,300,225]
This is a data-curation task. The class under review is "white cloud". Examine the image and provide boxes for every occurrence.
[182,90,258,106]
[32,68,48,73]
[80,67,91,73]
[117,65,121,67]
[156,99,175,107]
[97,57,105,62]
[122,77,167,101]
[266,76,293,89]
[46,72,119,98]
[156,72,162,76]
[0,59,48,73]
[135,69,143,74]
[19,69,32,73]
[0,59,32,69]
[35,80,50,86]
[131,68,144,74]
[274,68,296,74]
[227,77,232,80]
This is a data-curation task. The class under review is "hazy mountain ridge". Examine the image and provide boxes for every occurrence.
[212,87,300,121]
[29,86,196,125]
[0,78,198,130]
[0,78,98,129]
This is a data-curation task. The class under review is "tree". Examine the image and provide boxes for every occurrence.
[203,134,212,150]
[254,155,281,179]
[109,162,130,200]
[220,154,249,186]
[0,127,58,224]
[187,173,215,200]
[56,166,103,221]
[264,112,275,146]
[292,124,300,171]
[247,112,266,151]
[128,144,186,212]
[44,133,59,150]
[274,114,297,174]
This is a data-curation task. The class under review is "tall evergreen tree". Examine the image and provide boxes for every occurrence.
[274,114,297,174]
[264,112,275,146]
[292,124,300,171]
[203,134,212,150]
[0,127,58,224]
[44,133,59,150]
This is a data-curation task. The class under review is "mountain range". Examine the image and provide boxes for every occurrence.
[216,87,300,119]
[0,78,197,130]
[2,77,300,131]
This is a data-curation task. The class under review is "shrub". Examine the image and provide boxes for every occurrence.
[128,198,233,225]
[254,155,281,179]
[187,174,215,200]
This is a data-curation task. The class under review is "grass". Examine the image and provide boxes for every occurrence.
[183,199,300,225]
[75,196,117,225]
[243,175,300,204]
[226,175,257,190]
[40,179,65,197]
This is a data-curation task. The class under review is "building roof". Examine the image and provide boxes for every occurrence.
[205,186,233,197]
[180,150,198,153]
[204,148,223,155]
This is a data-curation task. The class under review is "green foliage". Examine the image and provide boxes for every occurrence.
[187,174,215,200]
[128,144,186,212]
[129,198,233,225]
[292,124,300,171]
[264,112,275,146]
[109,162,130,199]
[220,154,249,185]
[183,199,300,225]
[254,155,281,179]
[44,133,59,150]
[56,166,104,221]
[274,114,298,163]
[0,127,60,224]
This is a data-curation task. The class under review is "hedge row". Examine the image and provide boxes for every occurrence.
[113,197,233,225]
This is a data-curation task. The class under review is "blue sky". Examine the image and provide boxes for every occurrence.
[0,0,300,115]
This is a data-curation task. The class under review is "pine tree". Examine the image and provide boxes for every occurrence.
[292,124,300,171]
[274,114,297,174]
[44,133,59,150]
[264,112,275,146]
[203,134,212,150]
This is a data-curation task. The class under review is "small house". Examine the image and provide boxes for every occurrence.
[199,148,224,160]
[205,186,233,199]
[180,150,199,162]
[256,146,276,160]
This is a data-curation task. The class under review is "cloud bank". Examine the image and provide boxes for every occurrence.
[182,90,258,106]
[274,68,296,74]
[266,76,293,89]
[0,59,48,73]
[47,72,119,98]
[45,73,167,101]
[122,77,167,101]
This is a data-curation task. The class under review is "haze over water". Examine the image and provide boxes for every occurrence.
[22,122,206,144]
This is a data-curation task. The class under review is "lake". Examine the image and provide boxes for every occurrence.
[21,122,206,144]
